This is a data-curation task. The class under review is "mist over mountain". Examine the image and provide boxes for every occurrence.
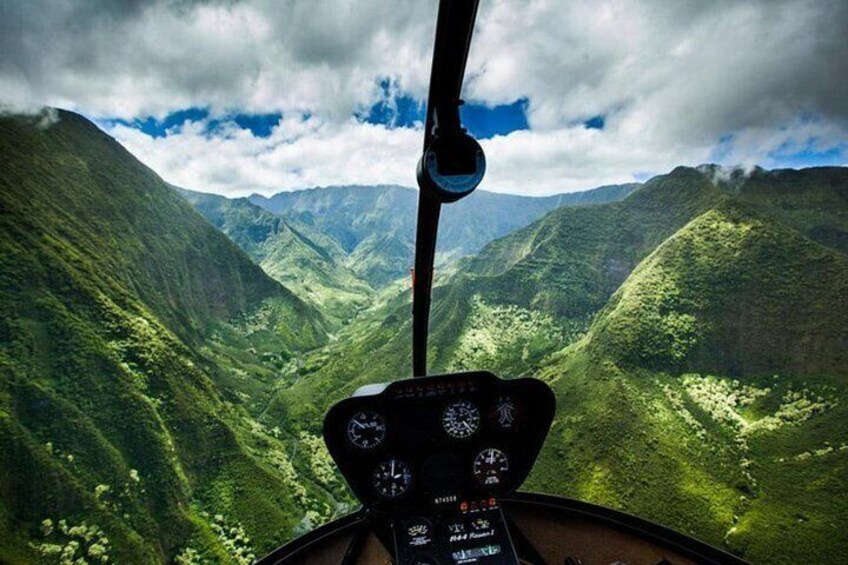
[1,110,846,564]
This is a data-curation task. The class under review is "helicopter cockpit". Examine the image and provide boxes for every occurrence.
[257,1,750,563]
[322,371,553,563]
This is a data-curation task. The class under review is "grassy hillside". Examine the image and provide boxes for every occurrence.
[0,110,338,563]
[531,203,848,563]
[178,188,372,323]
[590,203,848,376]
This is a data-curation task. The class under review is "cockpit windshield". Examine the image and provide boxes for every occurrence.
[1,1,846,564]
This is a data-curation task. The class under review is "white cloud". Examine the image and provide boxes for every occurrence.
[109,115,423,196]
[3,0,847,195]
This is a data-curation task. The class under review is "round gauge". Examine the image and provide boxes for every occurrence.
[373,458,413,498]
[346,410,386,449]
[473,448,509,486]
[403,517,433,548]
[491,396,521,431]
[442,400,480,438]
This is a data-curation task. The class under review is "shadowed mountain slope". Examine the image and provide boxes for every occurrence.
[0,110,331,562]
[178,188,372,323]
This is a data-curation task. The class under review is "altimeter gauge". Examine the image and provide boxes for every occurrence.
[473,448,509,486]
[373,458,413,498]
[346,410,386,449]
[442,400,480,438]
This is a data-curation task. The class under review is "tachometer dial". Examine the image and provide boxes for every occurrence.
[442,400,480,438]
[473,448,509,486]
[346,410,386,449]
[373,458,413,498]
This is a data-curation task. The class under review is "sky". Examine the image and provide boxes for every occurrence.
[1,0,847,197]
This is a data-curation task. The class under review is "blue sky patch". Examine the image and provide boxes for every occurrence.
[108,107,210,138]
[710,131,846,169]
[583,115,605,130]
[769,145,846,169]
[207,112,282,138]
[357,78,425,128]
[104,107,282,138]
[460,98,529,139]
[358,79,530,139]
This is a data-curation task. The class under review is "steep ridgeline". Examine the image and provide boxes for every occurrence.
[249,183,637,287]
[0,110,334,563]
[272,168,724,424]
[530,202,848,564]
[589,202,848,376]
[436,165,848,373]
[274,165,848,563]
[430,167,726,373]
[178,188,372,323]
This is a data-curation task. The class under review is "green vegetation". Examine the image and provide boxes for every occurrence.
[527,202,848,563]
[1,109,846,564]
[178,188,373,324]
[0,110,340,563]
[247,182,636,287]
[266,165,848,564]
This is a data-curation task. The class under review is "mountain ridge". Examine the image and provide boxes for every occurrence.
[0,110,335,562]
[2,108,847,564]
[177,186,372,323]
[246,182,639,286]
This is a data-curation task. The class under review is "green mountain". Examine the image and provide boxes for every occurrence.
[530,202,848,563]
[590,202,848,376]
[2,106,846,564]
[0,110,338,563]
[432,165,848,373]
[271,165,848,564]
[248,183,637,287]
[177,188,372,323]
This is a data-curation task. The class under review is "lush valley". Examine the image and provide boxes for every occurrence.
[1,109,847,564]
[176,188,372,324]
[248,183,637,288]
[260,165,848,564]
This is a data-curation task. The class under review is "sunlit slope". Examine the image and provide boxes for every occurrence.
[529,204,848,563]
[0,111,330,563]
[462,168,723,317]
[590,203,848,376]
[179,188,372,323]
[439,166,848,372]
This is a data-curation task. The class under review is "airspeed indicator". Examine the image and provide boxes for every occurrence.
[442,400,480,438]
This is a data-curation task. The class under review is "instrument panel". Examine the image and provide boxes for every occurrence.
[322,371,555,511]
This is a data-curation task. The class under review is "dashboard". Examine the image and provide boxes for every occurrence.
[323,371,555,564]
